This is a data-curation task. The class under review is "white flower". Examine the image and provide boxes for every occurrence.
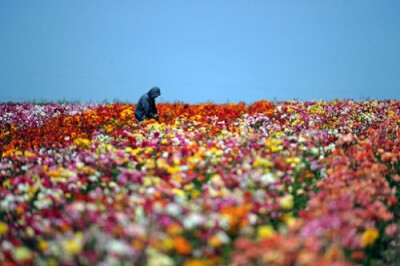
[166,203,181,217]
[218,216,230,230]
[310,147,319,156]
[145,187,156,195]
[107,240,133,256]
[146,248,174,266]
[88,175,98,182]
[260,173,275,184]
[183,213,204,230]
[248,213,258,225]
[215,231,230,244]
[2,240,13,250]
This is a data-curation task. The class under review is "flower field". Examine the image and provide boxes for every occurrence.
[1,100,400,265]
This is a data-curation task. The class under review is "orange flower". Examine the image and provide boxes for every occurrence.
[173,236,192,255]
[183,258,218,266]
[208,235,222,248]
[166,224,183,236]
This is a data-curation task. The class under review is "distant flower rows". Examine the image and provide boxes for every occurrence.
[0,100,399,265]
[0,103,100,129]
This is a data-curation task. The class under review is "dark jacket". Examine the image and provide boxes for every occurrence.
[134,87,161,122]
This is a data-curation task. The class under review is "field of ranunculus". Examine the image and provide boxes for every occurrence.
[1,100,400,265]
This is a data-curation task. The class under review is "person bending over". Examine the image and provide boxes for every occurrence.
[134,87,161,123]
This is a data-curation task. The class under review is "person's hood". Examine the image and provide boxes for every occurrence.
[148,87,161,98]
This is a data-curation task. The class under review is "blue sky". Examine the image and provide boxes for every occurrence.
[1,0,399,103]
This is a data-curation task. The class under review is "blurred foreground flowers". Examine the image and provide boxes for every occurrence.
[1,100,400,265]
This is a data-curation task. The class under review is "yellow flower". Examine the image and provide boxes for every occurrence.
[131,147,142,155]
[106,144,114,151]
[73,138,91,148]
[63,233,83,255]
[286,157,301,164]
[210,147,224,156]
[191,190,201,199]
[120,108,133,119]
[161,237,175,251]
[145,147,153,155]
[253,157,273,169]
[47,258,59,266]
[143,177,152,187]
[283,214,296,227]
[279,194,294,210]
[183,183,194,191]
[265,138,283,153]
[172,188,186,199]
[2,179,11,188]
[13,246,32,262]
[361,228,379,247]
[257,225,276,239]
[38,240,48,251]
[144,159,156,169]
[27,185,39,198]
[292,119,300,126]
[167,166,180,174]
[24,151,36,157]
[0,222,8,235]
[173,157,180,166]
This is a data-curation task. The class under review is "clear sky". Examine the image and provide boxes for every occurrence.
[1,1,399,103]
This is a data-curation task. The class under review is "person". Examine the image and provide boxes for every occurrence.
[134,87,161,123]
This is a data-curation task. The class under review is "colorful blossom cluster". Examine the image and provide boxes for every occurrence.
[0,100,399,265]
[0,103,100,129]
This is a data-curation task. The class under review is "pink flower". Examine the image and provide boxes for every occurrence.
[385,224,398,238]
